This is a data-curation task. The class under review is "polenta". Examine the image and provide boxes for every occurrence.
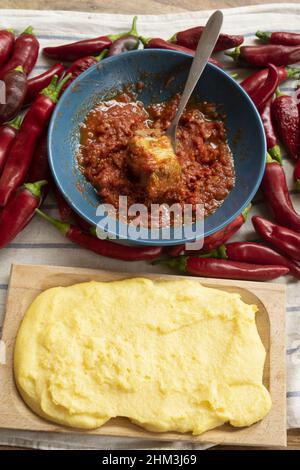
[14,278,271,434]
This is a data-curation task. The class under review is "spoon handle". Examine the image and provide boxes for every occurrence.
[171,10,224,131]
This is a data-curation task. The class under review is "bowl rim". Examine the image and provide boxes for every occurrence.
[48,49,266,246]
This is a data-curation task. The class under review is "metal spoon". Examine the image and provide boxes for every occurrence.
[166,10,224,152]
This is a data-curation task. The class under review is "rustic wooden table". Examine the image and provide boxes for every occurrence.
[1,0,299,451]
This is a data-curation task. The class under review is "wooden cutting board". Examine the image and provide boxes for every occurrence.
[0,263,287,447]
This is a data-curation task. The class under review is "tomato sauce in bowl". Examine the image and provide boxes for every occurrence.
[78,93,235,227]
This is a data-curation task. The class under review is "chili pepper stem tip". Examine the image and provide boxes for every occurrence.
[217,244,228,260]
[225,46,240,61]
[90,226,97,237]
[24,180,48,198]
[154,256,187,271]
[255,30,271,42]
[140,36,150,46]
[41,73,72,102]
[287,67,300,79]
[14,65,24,73]
[8,114,23,130]
[95,49,108,61]
[296,180,300,191]
[36,209,69,236]
[168,33,177,43]
[198,245,225,259]
[129,15,138,37]
[242,203,252,221]
[6,28,14,33]
[269,145,282,164]
[23,25,34,35]
[108,15,138,41]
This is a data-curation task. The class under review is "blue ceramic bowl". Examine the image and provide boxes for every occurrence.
[48,49,266,246]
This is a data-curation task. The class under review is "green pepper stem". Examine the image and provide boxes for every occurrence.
[255,30,271,42]
[14,65,24,73]
[129,15,138,37]
[168,33,177,44]
[90,226,97,237]
[242,203,251,221]
[36,209,70,236]
[22,26,34,35]
[269,145,282,164]
[24,180,47,198]
[41,73,72,103]
[8,114,23,130]
[140,36,150,46]
[225,46,240,61]
[95,49,108,61]
[230,72,238,79]
[266,152,277,165]
[152,256,187,272]
[198,244,227,259]
[56,73,72,95]
[217,244,228,259]
[287,67,300,79]
[296,180,300,191]
[6,28,14,34]
[108,16,138,41]
[275,87,284,97]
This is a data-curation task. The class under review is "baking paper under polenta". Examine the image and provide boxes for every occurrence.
[14,278,271,434]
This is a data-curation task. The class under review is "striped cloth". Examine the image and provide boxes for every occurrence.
[0,3,299,448]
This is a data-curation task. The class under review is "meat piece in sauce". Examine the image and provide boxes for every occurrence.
[128,130,181,201]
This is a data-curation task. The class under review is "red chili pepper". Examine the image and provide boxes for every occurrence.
[294,85,300,189]
[202,205,251,253]
[208,241,300,279]
[261,154,300,231]
[167,244,186,257]
[160,256,289,281]
[241,66,300,96]
[226,44,300,67]
[36,209,162,261]
[0,74,71,207]
[0,26,39,79]
[167,205,251,257]
[25,63,65,105]
[108,17,139,56]
[27,135,51,184]
[60,49,107,94]
[0,28,15,68]
[140,37,223,68]
[294,159,300,190]
[0,115,22,175]
[252,215,300,261]
[256,30,300,46]
[271,89,300,160]
[0,66,28,125]
[248,63,279,111]
[43,16,138,61]
[108,35,139,56]
[0,180,47,249]
[259,99,282,163]
[170,26,244,52]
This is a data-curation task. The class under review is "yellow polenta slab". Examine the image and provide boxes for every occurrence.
[14,278,271,434]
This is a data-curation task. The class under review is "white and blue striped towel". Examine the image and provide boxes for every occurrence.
[0,3,299,449]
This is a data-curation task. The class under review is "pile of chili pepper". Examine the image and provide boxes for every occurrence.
[0,20,300,276]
